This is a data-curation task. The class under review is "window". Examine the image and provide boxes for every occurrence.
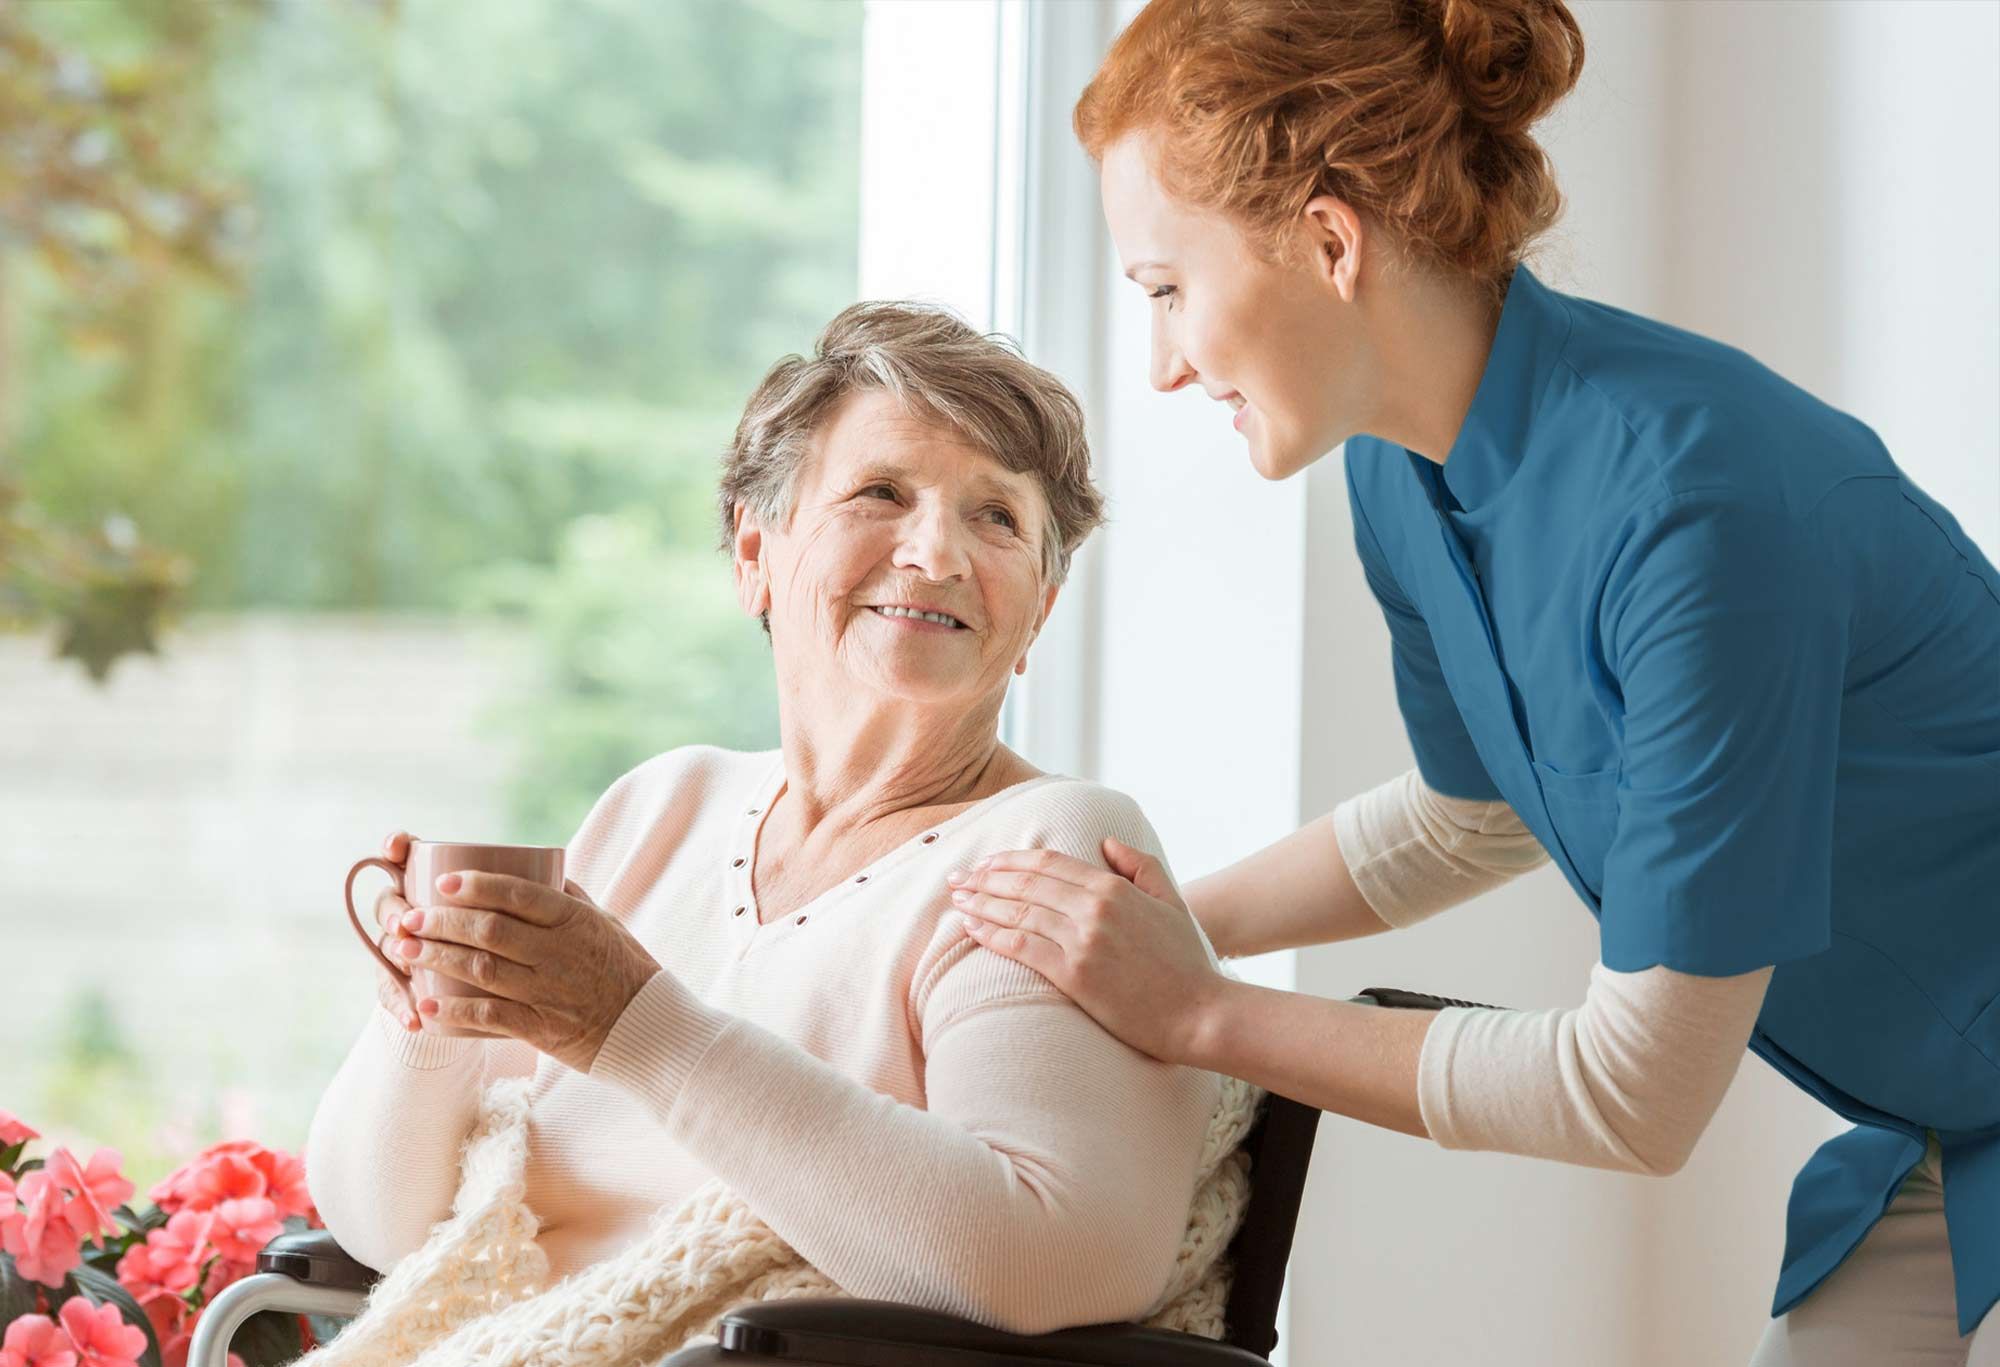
[3,0,864,1193]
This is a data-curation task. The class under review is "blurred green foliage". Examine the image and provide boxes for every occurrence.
[5,0,861,834]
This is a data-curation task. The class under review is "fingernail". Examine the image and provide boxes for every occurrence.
[419,998,438,1014]
[950,889,970,904]
[945,869,965,885]
[398,937,421,958]
[972,857,991,872]
[403,908,423,931]
[436,873,461,895]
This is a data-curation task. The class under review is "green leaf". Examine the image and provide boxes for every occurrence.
[0,1253,43,1330]
[114,1202,169,1236]
[0,1139,27,1170]
[15,1157,44,1176]
[68,1261,164,1367]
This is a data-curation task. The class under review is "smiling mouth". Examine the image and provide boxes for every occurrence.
[869,605,969,630]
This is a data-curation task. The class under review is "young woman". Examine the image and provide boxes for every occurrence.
[946,2,2000,1362]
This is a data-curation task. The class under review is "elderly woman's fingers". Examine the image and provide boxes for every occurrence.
[415,992,520,1038]
[959,918,1069,985]
[381,830,415,862]
[400,903,536,966]
[373,883,412,938]
[397,930,537,1001]
[433,870,578,927]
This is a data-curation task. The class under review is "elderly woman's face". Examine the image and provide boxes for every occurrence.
[739,390,1058,706]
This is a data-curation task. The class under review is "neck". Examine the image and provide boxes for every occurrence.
[1363,267,1504,467]
[773,687,1022,841]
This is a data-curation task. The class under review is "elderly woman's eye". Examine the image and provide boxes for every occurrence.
[862,483,898,501]
[984,506,1018,531]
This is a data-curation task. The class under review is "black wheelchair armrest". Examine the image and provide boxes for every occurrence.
[255,1228,381,1293]
[718,1299,1270,1366]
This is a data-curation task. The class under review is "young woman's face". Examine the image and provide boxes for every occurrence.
[1098,134,1367,481]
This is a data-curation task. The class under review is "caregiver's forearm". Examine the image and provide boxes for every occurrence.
[1187,767,1548,958]
[1187,979,1434,1138]
[1186,810,1390,958]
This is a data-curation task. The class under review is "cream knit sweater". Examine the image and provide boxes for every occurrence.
[301,747,1259,1364]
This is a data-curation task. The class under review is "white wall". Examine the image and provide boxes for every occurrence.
[1068,2,1999,1364]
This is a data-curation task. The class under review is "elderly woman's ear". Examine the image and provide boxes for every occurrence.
[1016,583,1061,676]
[731,502,772,624]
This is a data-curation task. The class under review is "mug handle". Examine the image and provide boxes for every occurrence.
[345,855,416,1013]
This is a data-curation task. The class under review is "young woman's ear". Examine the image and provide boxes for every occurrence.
[1301,194,1365,303]
[732,502,771,621]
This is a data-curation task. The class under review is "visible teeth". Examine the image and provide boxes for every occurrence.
[874,606,962,628]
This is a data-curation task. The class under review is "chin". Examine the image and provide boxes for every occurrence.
[1245,431,1306,482]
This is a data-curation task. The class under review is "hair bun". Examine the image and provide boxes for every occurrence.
[1435,0,1584,138]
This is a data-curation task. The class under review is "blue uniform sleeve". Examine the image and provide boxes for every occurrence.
[1597,490,1848,975]
[1346,458,1503,802]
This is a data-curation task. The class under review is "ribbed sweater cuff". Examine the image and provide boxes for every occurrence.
[587,969,731,1119]
[1415,1004,1478,1150]
[371,1000,481,1070]
[1330,791,1410,929]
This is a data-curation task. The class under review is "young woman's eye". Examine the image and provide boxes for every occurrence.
[1147,284,1177,303]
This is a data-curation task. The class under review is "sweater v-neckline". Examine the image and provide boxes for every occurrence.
[724,756,1061,946]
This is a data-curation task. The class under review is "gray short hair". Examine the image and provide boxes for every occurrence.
[718,302,1104,591]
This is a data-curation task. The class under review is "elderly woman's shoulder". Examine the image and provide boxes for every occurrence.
[573,745,778,836]
[979,774,1168,864]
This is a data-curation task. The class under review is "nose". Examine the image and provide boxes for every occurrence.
[1149,310,1195,394]
[893,498,972,583]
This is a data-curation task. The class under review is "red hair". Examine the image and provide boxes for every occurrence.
[1075,0,1585,296]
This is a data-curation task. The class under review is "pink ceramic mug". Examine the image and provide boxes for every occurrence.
[344,840,565,1039]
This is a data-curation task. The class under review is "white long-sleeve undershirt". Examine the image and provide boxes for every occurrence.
[1330,768,1772,1175]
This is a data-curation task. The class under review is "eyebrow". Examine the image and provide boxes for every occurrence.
[856,462,1027,503]
[1122,259,1167,281]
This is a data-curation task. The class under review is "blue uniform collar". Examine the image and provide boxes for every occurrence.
[1428,262,1574,513]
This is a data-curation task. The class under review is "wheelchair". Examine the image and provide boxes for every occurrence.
[188,988,1477,1366]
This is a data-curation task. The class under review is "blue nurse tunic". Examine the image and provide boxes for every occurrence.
[1344,263,2000,1333]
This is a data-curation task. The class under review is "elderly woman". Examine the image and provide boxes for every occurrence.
[303,302,1222,1335]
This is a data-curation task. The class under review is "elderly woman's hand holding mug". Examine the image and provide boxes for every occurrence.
[351,830,665,1073]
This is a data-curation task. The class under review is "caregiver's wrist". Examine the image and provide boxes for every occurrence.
[1182,876,1242,959]
[1175,972,1254,1071]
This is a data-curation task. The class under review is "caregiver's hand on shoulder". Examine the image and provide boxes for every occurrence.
[398,867,663,1073]
[947,838,1226,1065]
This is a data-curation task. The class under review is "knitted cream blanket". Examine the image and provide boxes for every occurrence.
[293,1070,1265,1367]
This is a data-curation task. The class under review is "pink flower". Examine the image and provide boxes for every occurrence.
[4,1172,83,1288]
[0,1314,77,1367]
[0,1170,20,1245]
[0,1110,40,1147]
[44,1149,134,1252]
[54,1299,145,1367]
[122,1209,216,1298]
[205,1197,282,1265]
[148,1141,313,1222]
[132,1286,187,1356]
